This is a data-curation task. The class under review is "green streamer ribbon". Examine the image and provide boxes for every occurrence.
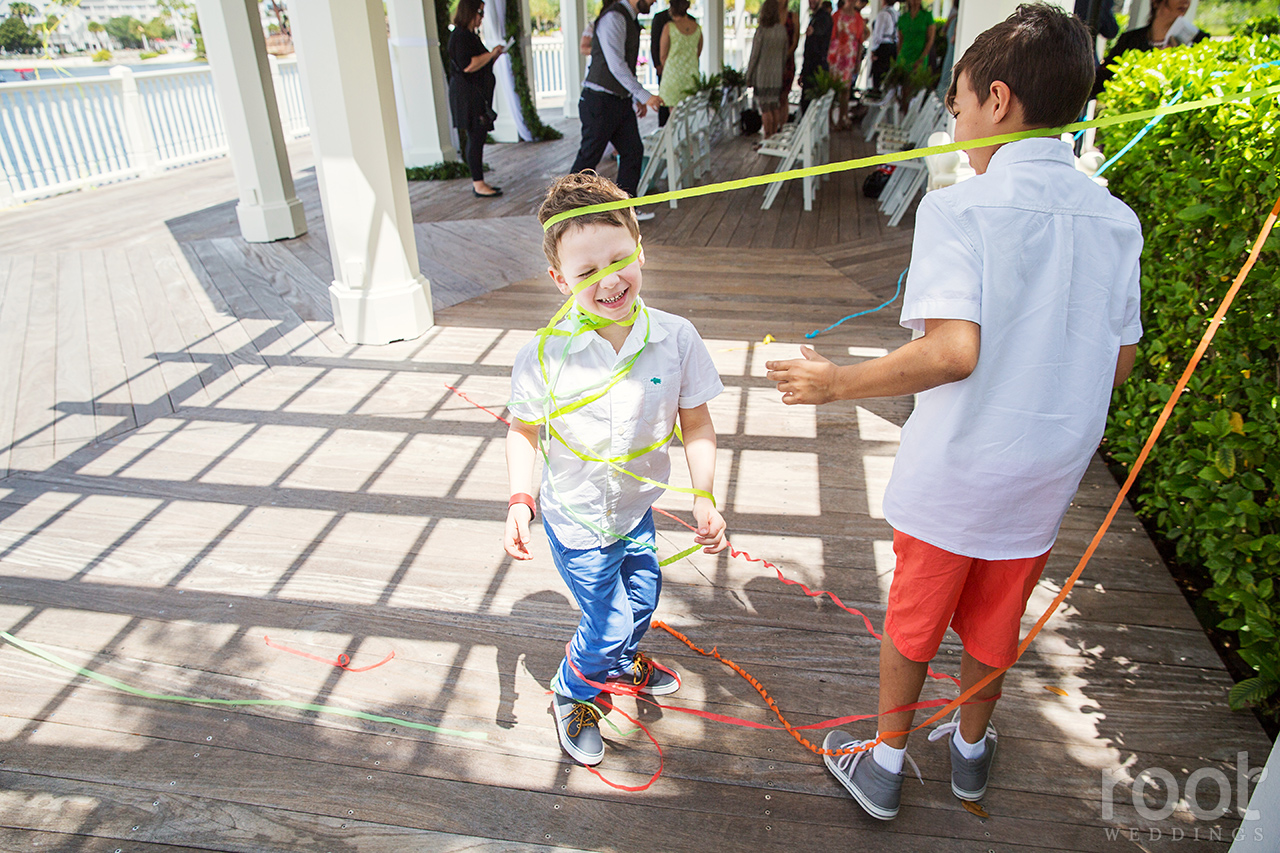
[0,631,488,741]
[542,81,1280,229]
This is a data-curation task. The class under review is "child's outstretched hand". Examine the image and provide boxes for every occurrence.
[504,505,535,560]
[693,496,728,554]
[766,345,837,405]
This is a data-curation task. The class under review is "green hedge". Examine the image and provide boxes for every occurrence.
[1096,36,1280,718]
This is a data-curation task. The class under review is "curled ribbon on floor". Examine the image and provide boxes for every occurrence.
[1,631,486,742]
[264,635,395,673]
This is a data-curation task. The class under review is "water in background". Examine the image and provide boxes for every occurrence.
[0,61,208,83]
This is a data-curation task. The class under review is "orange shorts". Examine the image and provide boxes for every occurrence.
[883,529,1051,669]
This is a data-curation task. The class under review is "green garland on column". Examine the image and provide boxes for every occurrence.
[505,0,563,141]
[435,0,452,82]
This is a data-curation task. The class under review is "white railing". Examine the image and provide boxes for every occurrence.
[136,66,228,169]
[531,36,566,104]
[530,29,752,108]
[0,57,309,206]
[275,56,309,137]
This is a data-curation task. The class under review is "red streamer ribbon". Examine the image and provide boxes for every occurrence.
[264,636,395,673]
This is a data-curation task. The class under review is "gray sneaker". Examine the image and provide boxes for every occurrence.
[927,712,998,801]
[551,692,604,766]
[823,731,923,820]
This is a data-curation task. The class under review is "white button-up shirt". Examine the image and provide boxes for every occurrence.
[883,137,1144,560]
[509,305,723,550]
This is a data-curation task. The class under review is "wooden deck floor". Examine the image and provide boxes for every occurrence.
[0,113,1270,852]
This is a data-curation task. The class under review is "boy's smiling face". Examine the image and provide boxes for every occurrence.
[550,221,645,322]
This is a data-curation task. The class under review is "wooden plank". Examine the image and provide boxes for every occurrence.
[102,247,175,430]
[208,237,330,362]
[168,242,273,401]
[79,248,139,442]
[52,251,99,458]
[0,771,585,853]
[126,244,213,412]
[214,239,346,355]
[7,253,59,473]
[279,236,335,292]
[148,243,243,404]
[0,644,1237,853]
[186,240,298,368]
[0,612,1256,849]
[0,254,34,478]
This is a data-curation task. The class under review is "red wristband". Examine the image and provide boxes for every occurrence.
[509,493,536,520]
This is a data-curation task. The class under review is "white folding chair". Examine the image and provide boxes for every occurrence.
[878,105,950,226]
[861,86,898,141]
[760,90,833,211]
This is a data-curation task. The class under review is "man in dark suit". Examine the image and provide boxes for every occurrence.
[570,0,663,211]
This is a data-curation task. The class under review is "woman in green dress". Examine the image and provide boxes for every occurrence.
[895,0,935,72]
[657,0,703,127]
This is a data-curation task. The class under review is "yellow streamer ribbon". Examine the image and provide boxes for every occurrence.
[541,81,1280,229]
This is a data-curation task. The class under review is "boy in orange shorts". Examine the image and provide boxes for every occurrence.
[765,4,1142,820]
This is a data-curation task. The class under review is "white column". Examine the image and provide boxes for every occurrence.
[797,0,810,83]
[1128,0,1151,32]
[290,0,434,345]
[701,0,725,77]
[110,66,161,178]
[955,0,1070,62]
[733,0,746,69]
[561,0,587,118]
[196,0,307,242]
[388,0,459,166]
[486,0,534,142]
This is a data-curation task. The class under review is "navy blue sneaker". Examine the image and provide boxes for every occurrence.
[551,692,603,765]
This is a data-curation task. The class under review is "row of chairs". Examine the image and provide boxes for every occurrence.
[759,89,836,211]
[637,90,717,208]
[638,85,837,213]
[867,89,952,226]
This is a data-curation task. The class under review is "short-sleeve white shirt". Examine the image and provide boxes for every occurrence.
[509,304,723,550]
[882,137,1144,560]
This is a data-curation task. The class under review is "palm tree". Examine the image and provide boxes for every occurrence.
[87,18,105,48]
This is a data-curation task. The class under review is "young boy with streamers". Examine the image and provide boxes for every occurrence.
[504,172,729,766]
[767,4,1143,819]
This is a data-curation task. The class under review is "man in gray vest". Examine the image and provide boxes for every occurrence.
[569,0,663,213]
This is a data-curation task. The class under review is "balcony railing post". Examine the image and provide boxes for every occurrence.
[267,54,292,137]
[110,66,161,177]
[0,161,14,208]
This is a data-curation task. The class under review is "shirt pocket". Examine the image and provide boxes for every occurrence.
[638,369,681,441]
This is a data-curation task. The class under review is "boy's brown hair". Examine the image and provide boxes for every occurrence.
[946,3,1094,129]
[538,172,641,272]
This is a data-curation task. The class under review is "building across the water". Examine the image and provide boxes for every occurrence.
[22,0,281,54]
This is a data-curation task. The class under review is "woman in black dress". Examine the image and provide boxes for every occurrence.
[449,0,505,197]
[1092,0,1206,98]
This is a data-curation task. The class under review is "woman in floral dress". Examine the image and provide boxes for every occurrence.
[827,0,867,129]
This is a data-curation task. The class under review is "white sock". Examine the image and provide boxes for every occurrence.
[953,727,987,760]
[872,739,905,774]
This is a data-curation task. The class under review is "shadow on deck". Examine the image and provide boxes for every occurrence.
[0,111,1268,852]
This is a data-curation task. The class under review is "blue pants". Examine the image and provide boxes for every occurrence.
[547,511,661,702]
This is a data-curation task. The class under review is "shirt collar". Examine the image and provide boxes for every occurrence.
[618,0,638,19]
[986,136,1076,172]
[562,300,666,356]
